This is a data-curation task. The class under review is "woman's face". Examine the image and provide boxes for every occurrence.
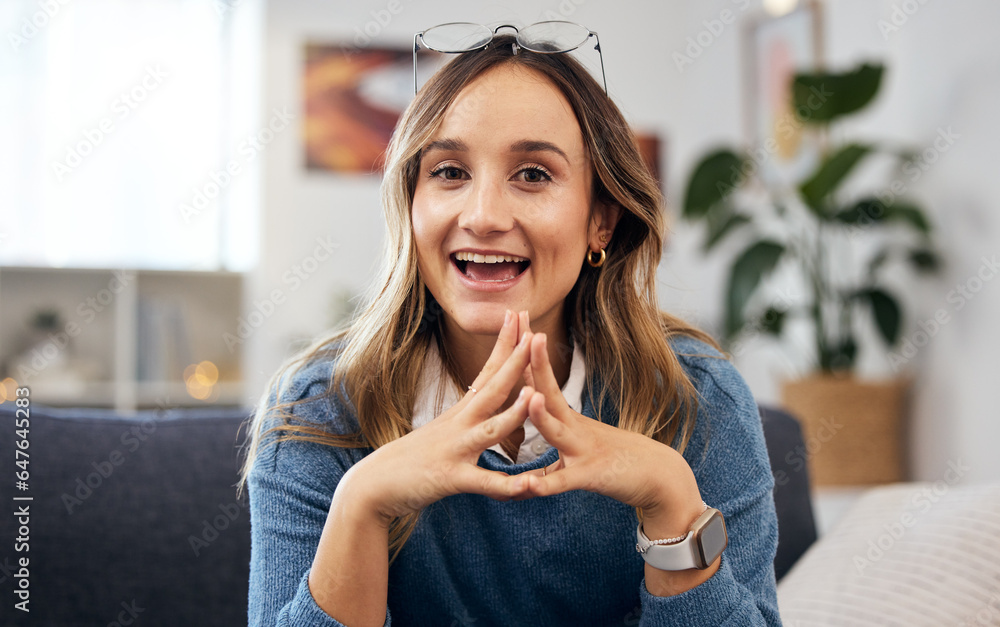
[412,64,614,342]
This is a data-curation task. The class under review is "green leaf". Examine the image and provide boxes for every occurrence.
[867,249,889,277]
[683,150,746,219]
[792,63,884,124]
[725,241,785,340]
[704,211,751,252]
[884,204,931,234]
[835,198,932,236]
[799,144,872,214]
[909,248,941,273]
[858,288,901,345]
[759,307,786,336]
[824,336,858,372]
[834,198,888,225]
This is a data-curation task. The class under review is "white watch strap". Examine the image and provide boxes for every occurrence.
[635,523,701,571]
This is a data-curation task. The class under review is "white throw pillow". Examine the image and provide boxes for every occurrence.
[778,481,1000,626]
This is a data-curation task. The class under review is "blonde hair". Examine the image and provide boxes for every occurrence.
[240,35,719,559]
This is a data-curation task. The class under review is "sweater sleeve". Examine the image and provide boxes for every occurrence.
[246,361,391,627]
[637,338,782,626]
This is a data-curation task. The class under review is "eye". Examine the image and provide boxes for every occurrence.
[428,165,467,181]
[515,165,552,184]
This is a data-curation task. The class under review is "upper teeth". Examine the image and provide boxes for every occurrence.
[454,252,527,264]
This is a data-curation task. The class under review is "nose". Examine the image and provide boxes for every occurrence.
[457,178,515,236]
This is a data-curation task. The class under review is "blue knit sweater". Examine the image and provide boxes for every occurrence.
[248,335,782,626]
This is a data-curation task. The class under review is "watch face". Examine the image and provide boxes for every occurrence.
[697,512,728,567]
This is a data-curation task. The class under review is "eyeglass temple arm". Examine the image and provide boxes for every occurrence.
[412,33,421,96]
[592,32,607,95]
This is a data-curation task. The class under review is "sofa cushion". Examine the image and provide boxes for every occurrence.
[0,403,251,626]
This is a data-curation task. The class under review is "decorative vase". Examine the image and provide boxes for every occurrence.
[780,375,910,486]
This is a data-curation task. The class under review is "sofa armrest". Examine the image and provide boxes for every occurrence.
[759,405,818,581]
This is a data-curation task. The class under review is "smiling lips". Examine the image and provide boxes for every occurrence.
[452,251,530,283]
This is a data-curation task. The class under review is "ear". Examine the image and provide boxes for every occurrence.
[588,199,622,252]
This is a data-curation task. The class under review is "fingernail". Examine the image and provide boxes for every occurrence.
[518,386,530,400]
[504,310,511,325]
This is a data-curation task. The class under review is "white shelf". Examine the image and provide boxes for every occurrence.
[0,266,246,412]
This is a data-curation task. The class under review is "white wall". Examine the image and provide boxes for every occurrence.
[248,0,1000,483]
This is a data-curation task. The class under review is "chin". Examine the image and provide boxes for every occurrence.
[447,303,512,336]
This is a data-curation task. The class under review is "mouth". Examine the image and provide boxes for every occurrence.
[451,251,531,283]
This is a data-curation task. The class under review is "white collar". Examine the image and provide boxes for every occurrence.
[412,339,586,464]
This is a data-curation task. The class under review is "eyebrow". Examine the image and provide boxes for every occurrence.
[422,138,468,153]
[509,139,570,165]
[421,138,570,165]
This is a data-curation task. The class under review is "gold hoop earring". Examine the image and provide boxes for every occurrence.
[586,247,606,268]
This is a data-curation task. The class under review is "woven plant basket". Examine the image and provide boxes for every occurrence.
[780,375,910,486]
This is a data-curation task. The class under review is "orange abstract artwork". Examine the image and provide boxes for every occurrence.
[303,45,412,173]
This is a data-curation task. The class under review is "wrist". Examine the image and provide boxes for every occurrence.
[333,463,394,531]
[636,444,703,526]
[639,475,705,540]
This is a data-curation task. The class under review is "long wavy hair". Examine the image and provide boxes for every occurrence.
[239,35,719,559]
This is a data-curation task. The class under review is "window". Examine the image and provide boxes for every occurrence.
[0,0,262,270]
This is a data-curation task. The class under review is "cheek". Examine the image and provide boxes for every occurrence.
[536,216,590,278]
[410,197,441,255]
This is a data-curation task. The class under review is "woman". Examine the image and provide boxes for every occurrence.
[243,26,781,627]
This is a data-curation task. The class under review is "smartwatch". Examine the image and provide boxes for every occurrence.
[635,506,728,570]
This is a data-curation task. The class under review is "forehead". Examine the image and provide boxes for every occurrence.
[431,64,585,155]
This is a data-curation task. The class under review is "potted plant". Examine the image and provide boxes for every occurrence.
[682,62,939,485]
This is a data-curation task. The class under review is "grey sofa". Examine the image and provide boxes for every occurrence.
[0,403,814,626]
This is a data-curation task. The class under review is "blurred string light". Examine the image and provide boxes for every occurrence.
[183,360,219,401]
[764,0,799,17]
[0,378,19,404]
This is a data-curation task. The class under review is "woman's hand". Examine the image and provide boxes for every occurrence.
[520,332,702,519]
[517,331,718,593]
[339,310,537,525]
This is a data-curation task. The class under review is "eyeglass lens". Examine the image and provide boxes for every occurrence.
[517,22,592,53]
[419,23,493,53]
